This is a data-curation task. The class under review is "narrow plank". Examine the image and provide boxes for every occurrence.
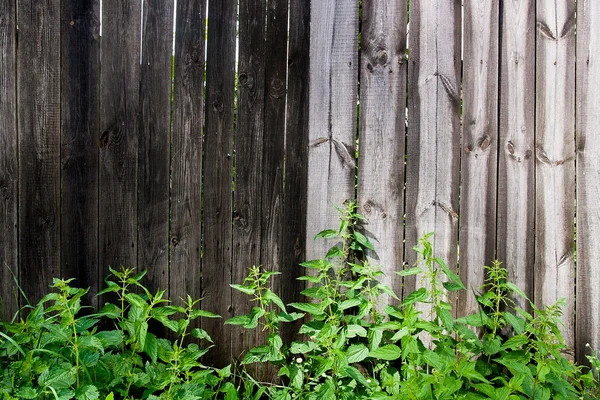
[357,0,407,301]
[405,0,461,300]
[138,0,174,297]
[17,0,61,305]
[282,0,310,343]
[60,0,100,308]
[231,0,267,364]
[458,0,499,318]
[98,1,141,278]
[202,0,237,366]
[534,0,576,353]
[306,0,359,261]
[170,0,205,314]
[497,0,535,311]
[576,0,600,365]
[0,0,18,320]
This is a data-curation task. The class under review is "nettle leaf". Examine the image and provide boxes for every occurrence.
[506,282,528,300]
[455,312,489,327]
[368,329,383,351]
[124,293,148,310]
[325,246,344,259]
[396,267,423,277]
[225,315,252,326]
[353,231,375,251]
[316,378,336,400]
[314,229,338,240]
[75,385,99,400]
[79,335,104,354]
[400,288,428,307]
[190,309,221,319]
[372,321,402,331]
[94,330,124,348]
[39,366,77,390]
[230,284,255,295]
[289,302,323,315]
[343,366,369,387]
[346,344,369,363]
[191,328,213,343]
[345,324,367,338]
[299,259,327,269]
[290,341,317,354]
[338,297,362,311]
[368,344,401,361]
[501,334,529,351]
[144,332,158,363]
[264,289,286,312]
[277,312,304,323]
[15,386,38,399]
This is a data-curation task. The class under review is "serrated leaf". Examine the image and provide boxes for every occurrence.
[455,312,489,327]
[353,231,375,250]
[16,387,38,399]
[338,297,362,311]
[94,330,124,348]
[144,332,158,362]
[290,341,316,354]
[396,267,423,276]
[224,315,252,326]
[345,324,367,338]
[264,289,286,312]
[346,344,369,363]
[230,284,255,295]
[325,246,343,258]
[277,312,304,323]
[75,385,99,400]
[124,293,147,309]
[368,344,401,361]
[506,282,529,300]
[190,309,221,319]
[344,366,369,386]
[79,335,104,354]
[299,259,327,269]
[192,328,213,343]
[400,288,428,307]
[314,229,338,239]
[289,302,323,315]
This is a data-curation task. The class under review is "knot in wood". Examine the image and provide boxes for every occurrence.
[269,77,286,98]
[238,72,250,87]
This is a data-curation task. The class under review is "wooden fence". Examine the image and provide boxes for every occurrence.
[0,0,598,366]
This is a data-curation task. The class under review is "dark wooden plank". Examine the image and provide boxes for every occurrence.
[534,0,576,354]
[231,0,267,364]
[357,0,407,302]
[405,0,461,307]
[576,0,600,365]
[98,1,141,277]
[138,0,174,297]
[202,0,237,366]
[17,0,61,305]
[0,0,18,320]
[306,0,359,261]
[282,0,310,343]
[458,0,499,318]
[60,0,100,308]
[497,0,535,311]
[170,0,205,314]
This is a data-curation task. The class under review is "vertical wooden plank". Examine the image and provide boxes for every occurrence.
[307,0,358,261]
[282,0,310,343]
[406,0,461,297]
[99,1,141,275]
[535,0,575,353]
[138,0,174,296]
[203,0,236,366]
[357,0,407,300]
[0,0,18,320]
[497,0,535,311]
[60,0,100,307]
[231,0,266,363]
[458,0,499,317]
[18,0,61,304]
[576,0,600,365]
[170,0,205,311]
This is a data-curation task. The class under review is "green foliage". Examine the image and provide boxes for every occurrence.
[1,202,599,399]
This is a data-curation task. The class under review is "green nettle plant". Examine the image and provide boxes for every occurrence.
[1,202,599,399]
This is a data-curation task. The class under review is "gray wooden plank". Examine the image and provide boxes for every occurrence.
[458,0,499,318]
[170,0,205,315]
[405,0,461,303]
[576,0,600,365]
[497,0,536,312]
[534,0,576,354]
[0,0,18,320]
[17,0,61,305]
[231,0,267,364]
[202,0,237,366]
[60,0,100,308]
[99,1,141,276]
[357,0,407,302]
[282,0,310,344]
[138,0,174,297]
[307,0,359,261]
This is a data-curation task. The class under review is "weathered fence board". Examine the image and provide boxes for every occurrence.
[406,0,461,299]
[306,0,359,261]
[534,0,576,352]
[497,0,535,311]
[99,1,141,274]
[138,0,174,298]
[18,0,61,304]
[202,0,237,366]
[576,0,600,364]
[357,0,407,299]
[0,0,18,319]
[232,0,267,363]
[458,0,499,318]
[60,0,100,308]
[170,0,205,312]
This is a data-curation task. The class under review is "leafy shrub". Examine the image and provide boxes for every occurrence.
[1,202,599,399]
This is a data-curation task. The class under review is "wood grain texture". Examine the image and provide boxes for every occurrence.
[60,0,100,308]
[282,0,310,343]
[357,0,407,301]
[138,0,174,297]
[307,0,359,261]
[232,0,267,364]
[497,0,535,311]
[534,0,576,353]
[170,0,205,313]
[406,0,461,300]
[458,0,499,318]
[202,0,236,366]
[99,1,141,275]
[576,0,600,365]
[0,0,18,320]
[17,0,61,304]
